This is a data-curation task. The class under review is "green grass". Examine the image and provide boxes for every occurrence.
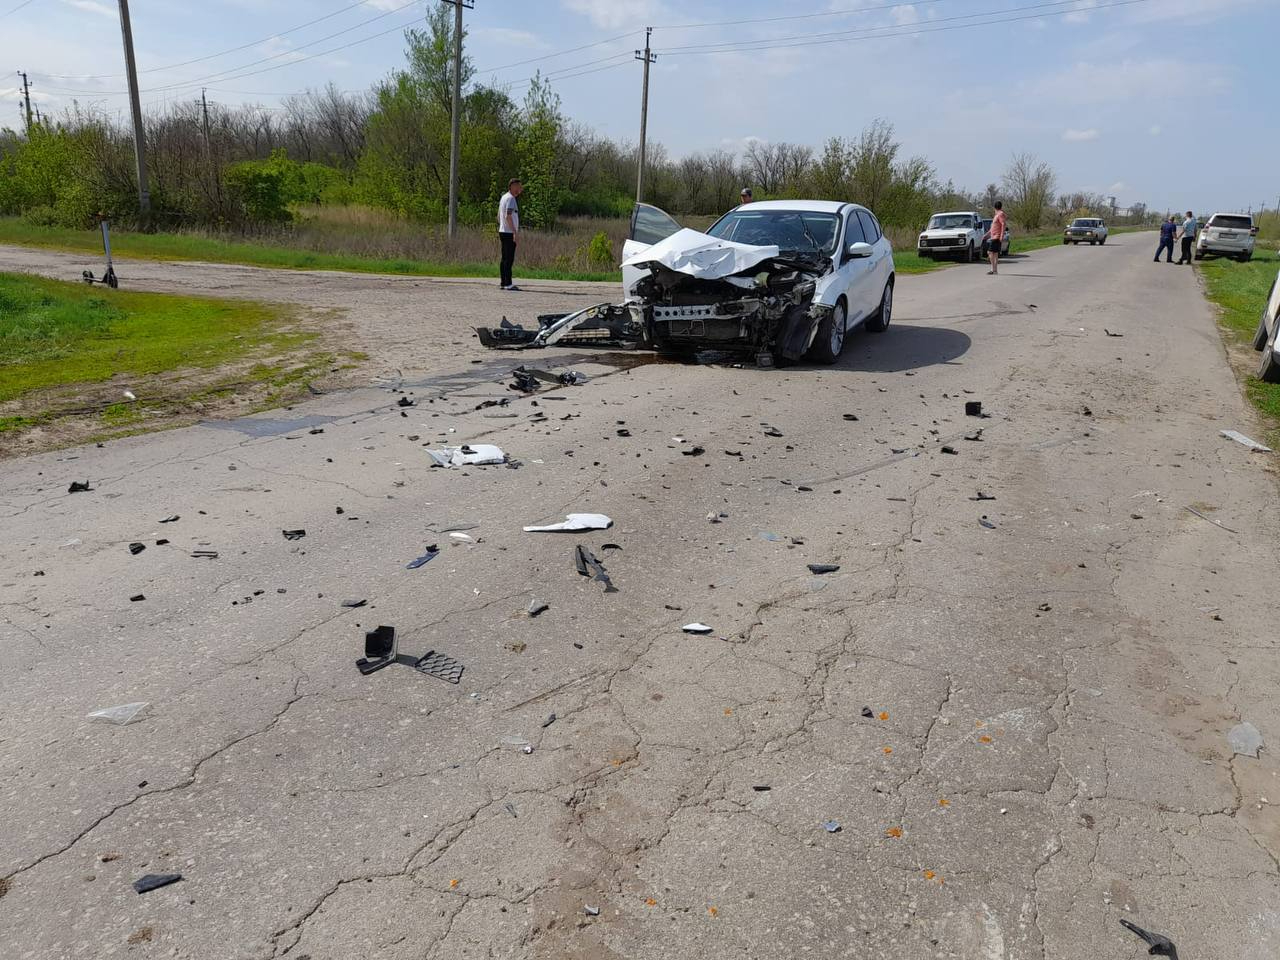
[1199,247,1280,428]
[0,218,620,283]
[0,271,311,404]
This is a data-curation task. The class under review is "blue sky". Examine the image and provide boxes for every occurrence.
[2,0,1276,215]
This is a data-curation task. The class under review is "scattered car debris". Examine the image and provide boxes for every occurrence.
[524,513,613,533]
[406,546,440,569]
[681,446,706,456]
[584,905,600,917]
[682,623,713,634]
[191,550,219,559]
[130,594,145,602]
[133,873,183,895]
[821,820,842,833]
[541,713,557,728]
[752,784,771,792]
[155,538,169,546]
[964,401,989,417]
[158,515,179,523]
[508,365,588,392]
[504,801,518,818]
[1119,918,1179,959]
[448,532,474,542]
[970,491,996,501]
[1220,430,1271,453]
[128,542,146,555]
[763,426,784,437]
[940,445,958,455]
[282,529,306,541]
[1227,721,1263,758]
[1103,328,1123,337]
[574,546,616,592]
[1037,603,1052,612]
[964,429,984,442]
[616,428,631,437]
[601,543,623,552]
[87,702,150,725]
[478,304,643,351]
[341,599,368,609]
[68,481,91,493]
[428,444,508,467]
[414,650,465,684]
[979,517,997,529]
[807,563,840,574]
[528,599,550,617]
[397,396,415,407]
[861,707,874,718]
[842,413,859,421]
[1183,505,1237,534]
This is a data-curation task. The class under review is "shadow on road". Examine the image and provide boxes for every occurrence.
[836,324,972,373]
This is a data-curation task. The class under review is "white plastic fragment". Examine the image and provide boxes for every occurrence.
[1227,722,1263,758]
[427,444,507,467]
[523,513,613,533]
[682,623,713,635]
[448,532,474,542]
[1220,430,1272,453]
[87,702,149,725]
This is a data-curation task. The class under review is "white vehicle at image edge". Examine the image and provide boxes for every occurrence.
[1063,217,1108,245]
[916,211,985,262]
[620,200,895,365]
[1196,213,1256,262]
[1251,266,1280,382]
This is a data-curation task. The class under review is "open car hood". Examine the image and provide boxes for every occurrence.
[621,227,781,280]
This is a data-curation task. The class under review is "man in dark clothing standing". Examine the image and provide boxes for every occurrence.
[1154,216,1177,263]
[498,178,522,291]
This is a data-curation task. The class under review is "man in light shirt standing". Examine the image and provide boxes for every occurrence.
[498,178,522,291]
[1175,210,1198,265]
[987,200,1007,276]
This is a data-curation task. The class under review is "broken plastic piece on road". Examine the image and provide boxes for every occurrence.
[970,491,996,501]
[1103,328,1123,337]
[130,594,145,602]
[807,563,840,575]
[128,542,146,555]
[87,702,150,725]
[341,599,368,608]
[133,873,182,894]
[940,445,958,455]
[757,531,782,542]
[979,517,997,529]
[842,413,859,421]
[406,546,440,569]
[964,401,990,417]
[681,446,706,456]
[282,529,306,541]
[191,550,219,559]
[584,905,600,916]
[357,625,398,675]
[682,623,713,635]
[427,444,507,467]
[524,513,612,533]
[575,546,616,592]
[397,396,415,407]
[763,426,784,437]
[1119,918,1179,958]
[1220,430,1271,453]
[821,820,842,833]
[528,599,550,617]
[504,802,518,817]
[158,515,179,523]
[541,713,557,728]
[752,784,771,792]
[1227,721,1263,758]
[414,650,465,684]
[861,707,874,718]
[448,532,474,542]
[68,481,91,493]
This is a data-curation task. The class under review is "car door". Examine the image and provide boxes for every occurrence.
[857,209,892,313]
[622,203,683,298]
[833,210,876,324]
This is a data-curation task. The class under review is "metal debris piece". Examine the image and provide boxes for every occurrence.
[682,623,713,635]
[821,820,842,833]
[1221,430,1271,453]
[575,546,616,592]
[414,650,465,684]
[807,563,840,575]
[282,529,306,541]
[1119,918,1179,958]
[681,446,706,456]
[584,905,600,917]
[406,546,440,569]
[133,873,182,895]
[940,445,958,455]
[1227,721,1263,759]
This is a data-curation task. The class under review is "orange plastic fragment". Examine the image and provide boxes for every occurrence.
[978,735,993,744]
[724,708,733,716]
[883,746,893,755]
[885,826,903,838]
[708,906,718,917]
[975,719,985,727]
[878,711,889,721]
[938,798,951,807]
[449,879,460,888]
[923,870,935,880]
[645,898,657,907]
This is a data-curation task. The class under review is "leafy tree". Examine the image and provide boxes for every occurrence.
[514,73,563,228]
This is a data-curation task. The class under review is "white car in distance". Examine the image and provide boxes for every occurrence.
[1063,217,1108,245]
[1196,213,1255,262]
[917,211,985,262]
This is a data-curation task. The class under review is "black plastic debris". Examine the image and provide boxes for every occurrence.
[282,529,306,541]
[397,396,415,407]
[842,414,859,422]
[970,491,997,501]
[158,515,179,523]
[724,449,743,457]
[357,625,398,675]
[541,713,557,728]
[575,545,616,593]
[616,428,631,437]
[414,650,464,684]
[763,427,783,438]
[681,446,705,456]
[68,481,91,493]
[860,707,874,718]
[341,599,368,608]
[807,563,840,575]
[940,445,958,455]
[979,516,997,529]
[128,542,146,555]
[335,506,344,515]
[752,784,771,792]
[405,545,440,569]
[191,550,219,559]
[1119,919,1179,958]
[133,873,182,895]
[1103,328,1124,338]
[130,594,145,602]
[528,599,550,617]
[309,427,325,434]
[600,543,623,552]
[964,401,986,417]
[155,539,169,546]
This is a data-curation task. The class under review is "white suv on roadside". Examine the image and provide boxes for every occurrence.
[917,211,984,262]
[1196,213,1255,262]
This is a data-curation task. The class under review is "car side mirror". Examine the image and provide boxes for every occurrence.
[846,242,873,259]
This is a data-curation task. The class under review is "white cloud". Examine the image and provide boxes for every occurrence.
[1108,181,1128,195]
[561,0,669,30]
[472,27,549,49]
[62,0,114,17]
[1062,128,1100,142]
[1149,124,1161,136]
[1064,0,1099,24]
[1031,59,1227,105]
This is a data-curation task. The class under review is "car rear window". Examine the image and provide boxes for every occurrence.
[1210,215,1252,230]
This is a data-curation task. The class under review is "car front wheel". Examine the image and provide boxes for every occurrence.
[807,298,847,364]
[866,281,893,333]
[1253,314,1270,351]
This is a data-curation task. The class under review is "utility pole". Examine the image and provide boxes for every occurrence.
[444,0,472,241]
[200,87,210,153]
[17,70,32,132]
[116,0,151,219]
[634,27,655,204]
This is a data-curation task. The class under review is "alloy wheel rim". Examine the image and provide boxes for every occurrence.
[831,304,846,353]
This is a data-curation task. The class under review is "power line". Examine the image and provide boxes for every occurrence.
[656,0,960,30]
[0,0,37,19]
[664,0,1153,57]
[475,29,640,74]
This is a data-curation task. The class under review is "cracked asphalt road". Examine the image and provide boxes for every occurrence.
[2,236,1278,959]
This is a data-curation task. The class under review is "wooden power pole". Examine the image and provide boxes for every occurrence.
[444,0,472,240]
[17,71,33,132]
[634,27,655,204]
[116,0,151,219]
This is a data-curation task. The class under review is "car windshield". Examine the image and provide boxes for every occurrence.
[1071,219,1100,227]
[707,209,840,255]
[928,215,972,230]
[1210,215,1252,229]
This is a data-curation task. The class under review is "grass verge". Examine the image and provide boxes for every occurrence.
[0,271,341,453]
[1199,247,1280,436]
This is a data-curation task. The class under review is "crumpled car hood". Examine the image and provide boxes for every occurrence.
[621,228,780,280]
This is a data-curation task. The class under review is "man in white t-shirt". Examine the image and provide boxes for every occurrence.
[498,178,522,291]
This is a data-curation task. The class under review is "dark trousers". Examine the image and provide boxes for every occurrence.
[499,232,516,287]
[1177,236,1193,264]
[1155,238,1174,262]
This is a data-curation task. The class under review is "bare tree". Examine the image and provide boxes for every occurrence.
[677,152,710,212]
[742,139,787,195]
[706,148,739,212]
[1001,152,1057,229]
